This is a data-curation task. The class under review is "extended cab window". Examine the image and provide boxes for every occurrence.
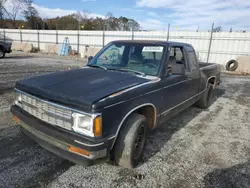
[169,47,186,69]
[186,47,198,71]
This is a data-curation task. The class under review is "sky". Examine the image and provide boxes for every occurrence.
[6,0,250,31]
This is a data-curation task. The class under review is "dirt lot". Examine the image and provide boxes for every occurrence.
[0,54,250,188]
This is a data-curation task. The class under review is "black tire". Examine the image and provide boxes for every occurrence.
[226,60,238,71]
[196,83,214,109]
[114,113,148,169]
[0,47,5,58]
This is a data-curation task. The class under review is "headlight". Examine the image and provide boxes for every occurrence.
[14,92,22,105]
[72,113,102,137]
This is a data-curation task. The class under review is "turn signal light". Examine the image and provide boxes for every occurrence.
[69,146,90,156]
[13,116,21,123]
[94,116,102,137]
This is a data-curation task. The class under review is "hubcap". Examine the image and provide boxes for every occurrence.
[133,125,146,160]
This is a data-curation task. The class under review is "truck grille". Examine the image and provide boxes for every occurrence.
[16,92,73,131]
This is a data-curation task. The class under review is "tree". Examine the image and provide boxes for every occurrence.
[74,10,90,29]
[213,26,222,32]
[117,16,129,31]
[3,0,26,28]
[23,0,40,29]
[105,12,114,30]
[104,13,140,31]
[0,0,7,27]
[105,12,113,20]
[127,19,140,31]
[0,7,141,30]
[92,17,105,30]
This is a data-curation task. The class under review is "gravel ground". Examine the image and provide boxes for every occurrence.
[0,53,250,188]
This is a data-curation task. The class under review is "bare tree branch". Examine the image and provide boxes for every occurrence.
[74,10,90,26]
[3,0,26,28]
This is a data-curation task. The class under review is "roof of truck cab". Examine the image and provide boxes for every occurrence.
[111,40,193,47]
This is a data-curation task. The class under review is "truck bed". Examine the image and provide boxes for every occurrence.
[199,62,217,68]
[199,62,221,85]
[199,62,220,71]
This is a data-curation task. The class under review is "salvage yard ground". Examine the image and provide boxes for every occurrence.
[0,53,250,188]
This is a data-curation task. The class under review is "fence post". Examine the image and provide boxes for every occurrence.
[77,28,80,54]
[37,30,40,50]
[167,23,170,41]
[20,29,22,42]
[102,29,105,47]
[132,27,134,40]
[56,30,58,44]
[3,29,6,42]
[55,24,58,44]
[207,23,214,63]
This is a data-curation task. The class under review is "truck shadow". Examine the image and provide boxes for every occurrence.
[203,160,250,188]
[3,55,34,59]
[141,88,225,164]
[0,126,73,188]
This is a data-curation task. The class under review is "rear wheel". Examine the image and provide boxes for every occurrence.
[0,47,5,58]
[114,113,148,169]
[196,83,214,109]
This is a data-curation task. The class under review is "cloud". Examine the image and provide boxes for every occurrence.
[81,0,97,2]
[32,4,75,18]
[139,19,166,30]
[3,0,26,18]
[136,0,250,30]
[148,12,159,17]
[4,0,103,19]
[32,4,104,19]
[110,7,144,12]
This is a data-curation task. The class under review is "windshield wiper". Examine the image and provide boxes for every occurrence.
[87,65,146,76]
[87,64,107,70]
[116,68,146,77]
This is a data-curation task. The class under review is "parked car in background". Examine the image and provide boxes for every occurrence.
[0,41,12,58]
[12,40,221,169]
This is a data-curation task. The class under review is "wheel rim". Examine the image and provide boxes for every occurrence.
[133,125,146,160]
[0,50,3,57]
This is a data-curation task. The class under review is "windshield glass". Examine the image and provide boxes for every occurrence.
[88,42,165,76]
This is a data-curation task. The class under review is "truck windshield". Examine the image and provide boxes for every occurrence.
[88,42,165,76]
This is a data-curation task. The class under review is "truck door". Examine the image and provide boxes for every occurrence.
[159,45,199,124]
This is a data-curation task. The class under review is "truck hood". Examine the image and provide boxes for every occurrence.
[15,67,149,112]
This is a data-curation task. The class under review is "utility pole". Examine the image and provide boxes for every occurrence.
[167,23,170,41]
[207,23,214,63]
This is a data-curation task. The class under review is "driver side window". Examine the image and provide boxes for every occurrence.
[96,45,124,65]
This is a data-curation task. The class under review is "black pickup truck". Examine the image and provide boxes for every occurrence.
[11,40,221,168]
[0,41,12,58]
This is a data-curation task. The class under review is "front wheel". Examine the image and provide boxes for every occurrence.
[114,113,148,169]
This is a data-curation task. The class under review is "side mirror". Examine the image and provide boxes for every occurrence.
[88,56,93,63]
[167,64,185,75]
